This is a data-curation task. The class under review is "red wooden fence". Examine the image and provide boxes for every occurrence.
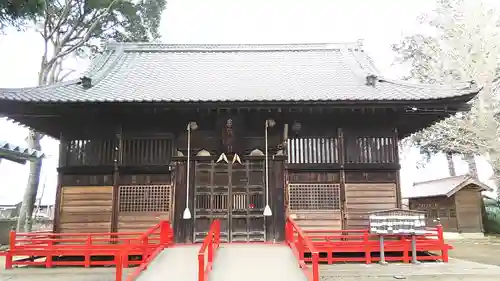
[302,225,451,264]
[198,220,221,281]
[1,221,172,281]
[285,217,320,281]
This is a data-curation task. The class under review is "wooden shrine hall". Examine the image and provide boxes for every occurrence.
[0,42,479,243]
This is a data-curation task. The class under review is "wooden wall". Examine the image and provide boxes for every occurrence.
[287,172,342,230]
[345,183,397,228]
[59,186,113,233]
[455,188,483,233]
[55,113,402,236]
[409,196,458,232]
[286,129,400,231]
[117,184,172,232]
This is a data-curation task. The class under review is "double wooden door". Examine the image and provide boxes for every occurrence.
[193,159,266,242]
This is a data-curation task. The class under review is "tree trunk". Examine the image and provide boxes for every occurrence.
[16,130,43,232]
[446,152,456,177]
[464,154,478,178]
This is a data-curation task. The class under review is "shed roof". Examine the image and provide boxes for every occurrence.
[0,140,45,164]
[0,42,479,104]
[404,175,494,199]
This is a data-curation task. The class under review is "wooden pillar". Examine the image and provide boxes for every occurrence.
[110,127,122,233]
[52,133,68,233]
[268,156,286,242]
[393,128,402,208]
[338,128,347,229]
[172,159,194,243]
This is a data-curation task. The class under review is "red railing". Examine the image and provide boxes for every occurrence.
[198,220,221,281]
[285,217,320,281]
[3,220,173,273]
[119,221,173,281]
[303,225,451,264]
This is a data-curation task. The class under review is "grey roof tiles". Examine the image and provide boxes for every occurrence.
[403,175,493,199]
[0,140,45,164]
[0,42,479,103]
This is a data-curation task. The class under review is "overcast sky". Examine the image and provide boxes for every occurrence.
[0,0,495,205]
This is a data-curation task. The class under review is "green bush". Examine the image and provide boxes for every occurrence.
[484,198,500,234]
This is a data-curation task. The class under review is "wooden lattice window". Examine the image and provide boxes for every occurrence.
[449,208,456,218]
[438,208,447,217]
[288,183,341,210]
[118,185,171,213]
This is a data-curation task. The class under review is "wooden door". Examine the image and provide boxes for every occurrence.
[193,159,266,242]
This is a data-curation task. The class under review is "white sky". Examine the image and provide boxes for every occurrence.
[0,0,496,205]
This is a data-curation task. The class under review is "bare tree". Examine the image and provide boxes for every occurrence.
[17,0,167,231]
[393,0,500,194]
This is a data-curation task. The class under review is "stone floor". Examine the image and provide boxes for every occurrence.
[209,244,307,281]
[0,266,130,281]
[136,245,199,281]
[320,258,500,281]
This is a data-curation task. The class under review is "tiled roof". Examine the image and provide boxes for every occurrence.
[0,42,479,103]
[403,175,493,199]
[0,140,45,164]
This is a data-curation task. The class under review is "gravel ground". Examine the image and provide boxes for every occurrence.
[447,237,500,266]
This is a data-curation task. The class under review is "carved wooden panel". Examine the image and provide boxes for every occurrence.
[287,137,339,164]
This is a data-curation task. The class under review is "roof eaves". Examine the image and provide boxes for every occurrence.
[444,176,493,197]
[404,192,449,199]
[105,42,366,53]
[0,93,479,104]
[0,141,45,164]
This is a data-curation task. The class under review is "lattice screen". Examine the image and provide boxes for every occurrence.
[118,185,172,212]
[288,183,341,210]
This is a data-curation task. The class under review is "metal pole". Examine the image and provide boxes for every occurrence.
[379,235,387,265]
[183,125,192,219]
[411,234,420,264]
[265,121,268,203]
[263,121,272,217]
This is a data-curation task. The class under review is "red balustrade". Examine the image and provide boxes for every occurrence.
[285,217,320,281]
[198,220,221,281]
[303,224,451,264]
[1,221,173,281]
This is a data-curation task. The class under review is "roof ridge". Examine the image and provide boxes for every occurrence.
[105,42,366,52]
[379,77,477,92]
[413,175,469,186]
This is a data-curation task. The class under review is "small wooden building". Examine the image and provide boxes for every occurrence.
[0,42,478,243]
[406,175,493,233]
